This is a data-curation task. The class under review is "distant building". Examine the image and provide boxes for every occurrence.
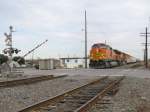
[60,57,89,68]
[25,58,61,69]
[25,57,89,69]
[39,59,61,70]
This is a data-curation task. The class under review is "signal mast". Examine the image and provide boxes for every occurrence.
[3,26,21,71]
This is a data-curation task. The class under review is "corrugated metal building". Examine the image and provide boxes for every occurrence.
[39,59,61,70]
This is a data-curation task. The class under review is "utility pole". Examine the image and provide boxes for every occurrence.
[145,27,148,68]
[140,27,150,68]
[84,10,88,69]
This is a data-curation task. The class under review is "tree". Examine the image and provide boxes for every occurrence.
[13,56,25,65]
[0,54,8,65]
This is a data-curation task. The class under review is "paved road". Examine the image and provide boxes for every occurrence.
[22,68,150,78]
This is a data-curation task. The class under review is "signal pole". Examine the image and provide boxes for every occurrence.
[140,27,150,68]
[84,10,88,69]
[4,26,14,59]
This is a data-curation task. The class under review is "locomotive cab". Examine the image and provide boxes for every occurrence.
[89,43,113,68]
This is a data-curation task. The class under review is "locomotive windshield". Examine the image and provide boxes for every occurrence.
[92,43,110,49]
[92,44,99,48]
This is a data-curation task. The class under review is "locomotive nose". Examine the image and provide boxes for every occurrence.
[90,48,106,60]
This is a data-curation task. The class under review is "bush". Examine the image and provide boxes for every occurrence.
[0,54,8,65]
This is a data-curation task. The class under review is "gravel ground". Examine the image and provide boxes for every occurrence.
[1,68,150,112]
[21,68,150,78]
[89,77,150,112]
[0,75,100,112]
[0,74,47,82]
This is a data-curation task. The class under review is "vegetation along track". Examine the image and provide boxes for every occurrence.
[0,75,67,87]
[19,76,125,112]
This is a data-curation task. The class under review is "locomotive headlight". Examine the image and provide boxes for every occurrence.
[96,49,99,52]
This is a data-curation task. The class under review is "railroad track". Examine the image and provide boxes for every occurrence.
[18,76,125,112]
[0,75,67,87]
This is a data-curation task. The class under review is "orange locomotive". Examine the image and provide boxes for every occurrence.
[89,43,136,68]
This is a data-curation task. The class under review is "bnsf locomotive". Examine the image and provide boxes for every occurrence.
[89,43,136,68]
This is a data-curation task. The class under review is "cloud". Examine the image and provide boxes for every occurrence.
[0,0,150,59]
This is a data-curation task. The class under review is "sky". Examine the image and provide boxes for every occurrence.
[0,0,150,59]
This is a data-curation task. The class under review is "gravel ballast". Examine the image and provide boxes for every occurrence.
[0,75,100,112]
[1,68,150,112]
[89,77,150,112]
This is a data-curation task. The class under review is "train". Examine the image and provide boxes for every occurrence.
[89,43,137,68]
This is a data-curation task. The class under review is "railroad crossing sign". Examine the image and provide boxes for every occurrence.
[3,26,20,57]
[4,32,12,46]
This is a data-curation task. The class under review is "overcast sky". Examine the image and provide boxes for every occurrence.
[0,0,150,59]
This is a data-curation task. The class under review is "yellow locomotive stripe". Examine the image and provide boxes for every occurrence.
[95,52,105,57]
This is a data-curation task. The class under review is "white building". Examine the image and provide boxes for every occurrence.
[60,57,89,68]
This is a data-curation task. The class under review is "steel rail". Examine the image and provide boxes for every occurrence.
[0,75,67,87]
[74,76,125,112]
[18,76,108,112]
